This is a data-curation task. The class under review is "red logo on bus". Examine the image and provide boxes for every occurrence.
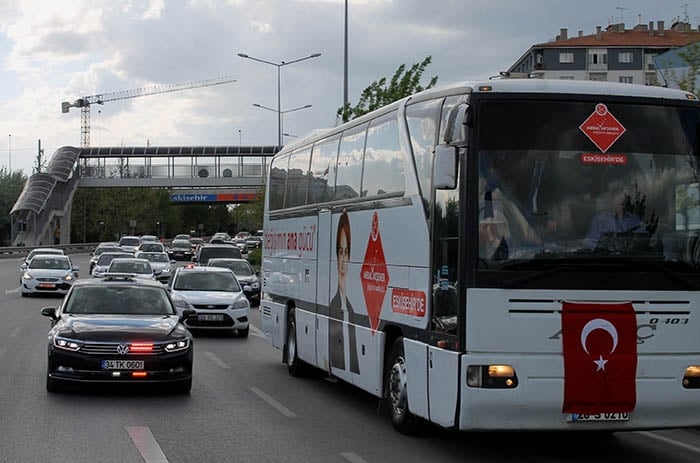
[361,212,389,332]
[579,103,626,153]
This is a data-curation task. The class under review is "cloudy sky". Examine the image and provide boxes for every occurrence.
[0,0,697,175]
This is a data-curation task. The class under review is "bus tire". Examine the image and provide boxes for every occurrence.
[286,309,307,377]
[384,337,420,434]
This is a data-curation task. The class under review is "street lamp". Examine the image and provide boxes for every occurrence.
[253,103,311,143]
[237,52,321,146]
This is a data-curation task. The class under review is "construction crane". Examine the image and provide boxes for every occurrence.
[61,75,238,147]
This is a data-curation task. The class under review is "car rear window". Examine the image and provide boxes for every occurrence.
[200,247,241,262]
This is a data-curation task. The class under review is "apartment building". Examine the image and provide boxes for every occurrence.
[508,20,700,86]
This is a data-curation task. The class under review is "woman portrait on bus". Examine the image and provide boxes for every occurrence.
[329,210,360,374]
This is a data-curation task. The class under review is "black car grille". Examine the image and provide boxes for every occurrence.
[79,341,167,355]
[192,304,229,310]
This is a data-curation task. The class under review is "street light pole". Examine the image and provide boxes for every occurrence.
[237,52,321,146]
[253,103,312,143]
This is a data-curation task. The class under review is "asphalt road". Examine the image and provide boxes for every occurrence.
[2,253,700,463]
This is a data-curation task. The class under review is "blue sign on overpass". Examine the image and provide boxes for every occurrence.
[170,192,257,203]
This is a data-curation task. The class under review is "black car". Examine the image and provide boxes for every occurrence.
[167,239,194,261]
[41,274,195,393]
[206,258,261,307]
[192,243,242,266]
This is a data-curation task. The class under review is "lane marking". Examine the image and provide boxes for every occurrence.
[249,386,297,418]
[4,287,20,294]
[636,431,700,454]
[341,453,368,463]
[126,426,169,463]
[250,324,266,339]
[204,351,230,369]
[8,326,22,338]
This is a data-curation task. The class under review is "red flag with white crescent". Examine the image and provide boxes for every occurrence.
[561,301,638,414]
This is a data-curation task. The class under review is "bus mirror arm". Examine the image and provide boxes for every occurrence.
[434,144,458,190]
[444,103,470,146]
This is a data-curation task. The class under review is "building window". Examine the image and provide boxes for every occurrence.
[619,76,633,84]
[559,76,575,80]
[618,52,633,63]
[589,72,607,81]
[588,52,608,65]
[559,52,574,63]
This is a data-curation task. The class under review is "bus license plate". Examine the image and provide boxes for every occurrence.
[199,314,223,321]
[102,360,144,370]
[571,412,630,422]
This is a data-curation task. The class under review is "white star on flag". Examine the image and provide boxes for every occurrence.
[593,355,608,371]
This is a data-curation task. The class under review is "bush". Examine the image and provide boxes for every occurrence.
[248,247,262,268]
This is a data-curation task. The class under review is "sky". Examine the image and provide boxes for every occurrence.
[0,0,698,176]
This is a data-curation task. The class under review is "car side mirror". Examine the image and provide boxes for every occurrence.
[41,307,58,320]
[181,309,196,321]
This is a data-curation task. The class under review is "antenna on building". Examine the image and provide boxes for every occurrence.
[681,3,690,22]
[616,6,629,23]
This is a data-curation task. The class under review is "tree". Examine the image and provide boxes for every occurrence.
[336,55,438,123]
[660,42,700,96]
[0,168,28,245]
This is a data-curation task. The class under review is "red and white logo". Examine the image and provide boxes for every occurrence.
[579,103,626,153]
[360,212,389,333]
[561,301,638,414]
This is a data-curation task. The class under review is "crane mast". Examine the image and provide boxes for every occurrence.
[61,75,237,147]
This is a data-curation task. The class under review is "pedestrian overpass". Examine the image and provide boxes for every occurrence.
[10,145,279,246]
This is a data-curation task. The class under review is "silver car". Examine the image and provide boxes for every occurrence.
[168,266,250,337]
[21,254,79,297]
[138,252,175,283]
[92,252,134,277]
[106,257,157,281]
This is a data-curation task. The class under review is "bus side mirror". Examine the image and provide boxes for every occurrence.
[434,144,458,190]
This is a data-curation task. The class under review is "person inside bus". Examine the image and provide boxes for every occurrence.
[583,189,644,249]
[329,210,360,374]
[479,190,509,261]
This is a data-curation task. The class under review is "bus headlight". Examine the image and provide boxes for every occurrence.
[683,365,700,388]
[467,365,518,388]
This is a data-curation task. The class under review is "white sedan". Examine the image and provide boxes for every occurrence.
[21,254,79,297]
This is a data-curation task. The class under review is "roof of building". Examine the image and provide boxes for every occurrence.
[534,21,700,49]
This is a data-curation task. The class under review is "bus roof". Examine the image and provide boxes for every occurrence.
[279,78,696,154]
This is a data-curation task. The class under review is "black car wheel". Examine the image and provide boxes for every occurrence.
[237,326,250,338]
[384,337,422,434]
[171,378,192,394]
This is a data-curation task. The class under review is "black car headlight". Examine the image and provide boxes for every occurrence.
[164,339,190,352]
[53,336,82,351]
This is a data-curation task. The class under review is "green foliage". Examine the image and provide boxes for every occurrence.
[660,42,700,96]
[0,167,28,245]
[337,56,438,123]
[247,247,262,268]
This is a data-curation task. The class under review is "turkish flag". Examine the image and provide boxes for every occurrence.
[561,301,638,414]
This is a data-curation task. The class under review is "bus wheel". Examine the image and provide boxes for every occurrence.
[384,337,419,434]
[286,310,307,377]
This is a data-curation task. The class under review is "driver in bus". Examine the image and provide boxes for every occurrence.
[583,189,645,249]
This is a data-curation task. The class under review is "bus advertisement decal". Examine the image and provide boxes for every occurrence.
[391,288,426,317]
[578,103,626,153]
[360,212,389,332]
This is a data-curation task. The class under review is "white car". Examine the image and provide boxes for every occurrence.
[20,247,64,270]
[91,251,135,277]
[21,254,79,297]
[118,235,141,254]
[106,257,157,281]
[168,266,250,337]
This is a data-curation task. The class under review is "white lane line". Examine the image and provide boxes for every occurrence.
[341,452,368,463]
[8,326,21,338]
[249,386,297,418]
[250,324,266,339]
[636,431,700,454]
[126,426,169,463]
[4,287,20,294]
[204,351,230,369]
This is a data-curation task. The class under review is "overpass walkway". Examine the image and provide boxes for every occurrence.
[10,145,278,246]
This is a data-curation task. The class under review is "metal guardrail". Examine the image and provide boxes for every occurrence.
[0,243,98,259]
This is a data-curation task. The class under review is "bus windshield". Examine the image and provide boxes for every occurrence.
[475,98,700,288]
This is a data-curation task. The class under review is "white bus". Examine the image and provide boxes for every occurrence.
[260,77,700,434]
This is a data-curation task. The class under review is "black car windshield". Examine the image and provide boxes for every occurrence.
[63,286,175,315]
[172,241,191,250]
[173,272,241,291]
